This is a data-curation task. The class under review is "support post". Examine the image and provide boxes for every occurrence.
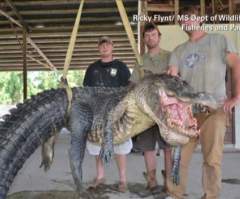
[139,0,147,55]
[211,0,215,14]
[229,0,233,15]
[23,28,27,100]
[200,0,206,16]
[174,0,179,24]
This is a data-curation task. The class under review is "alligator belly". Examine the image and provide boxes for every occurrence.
[113,109,155,144]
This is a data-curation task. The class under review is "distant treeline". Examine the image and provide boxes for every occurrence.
[0,70,85,104]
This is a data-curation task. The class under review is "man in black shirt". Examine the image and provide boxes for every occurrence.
[83,59,130,87]
[83,36,132,192]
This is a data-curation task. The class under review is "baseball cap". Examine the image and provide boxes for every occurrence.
[98,36,113,45]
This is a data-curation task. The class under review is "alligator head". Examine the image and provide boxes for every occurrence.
[135,73,219,146]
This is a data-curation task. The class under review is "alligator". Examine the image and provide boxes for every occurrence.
[0,74,218,199]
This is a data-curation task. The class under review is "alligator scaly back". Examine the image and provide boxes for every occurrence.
[0,74,218,198]
[0,88,69,199]
[0,86,127,199]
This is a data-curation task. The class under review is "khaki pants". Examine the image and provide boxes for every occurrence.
[168,109,227,199]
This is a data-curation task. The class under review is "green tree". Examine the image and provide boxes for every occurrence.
[0,72,23,104]
[0,70,86,105]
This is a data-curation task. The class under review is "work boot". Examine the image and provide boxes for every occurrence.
[146,169,158,190]
[118,181,128,193]
[88,178,106,189]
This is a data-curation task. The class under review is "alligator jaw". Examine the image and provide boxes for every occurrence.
[158,89,200,140]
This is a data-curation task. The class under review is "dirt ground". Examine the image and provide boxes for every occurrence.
[7,134,240,199]
[8,183,169,199]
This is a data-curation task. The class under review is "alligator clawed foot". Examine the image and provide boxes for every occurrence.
[171,172,180,185]
[99,148,113,164]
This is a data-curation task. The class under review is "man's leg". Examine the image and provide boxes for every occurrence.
[115,154,127,192]
[167,138,198,199]
[86,141,105,188]
[95,156,105,180]
[144,150,158,189]
[200,109,226,199]
[134,126,160,189]
[114,138,132,192]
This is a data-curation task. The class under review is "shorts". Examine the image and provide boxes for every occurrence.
[86,139,133,155]
[133,125,169,151]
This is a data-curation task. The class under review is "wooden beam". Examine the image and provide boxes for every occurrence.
[0,49,134,55]
[12,0,137,6]
[5,7,137,16]
[26,37,57,71]
[0,61,136,67]
[0,16,130,26]
[0,46,132,52]
[229,0,234,15]
[27,54,52,69]
[22,28,27,100]
[5,0,29,31]
[174,0,179,24]
[0,61,136,66]
[0,56,136,63]
[212,0,215,14]
[0,38,133,45]
[147,4,175,12]
[200,0,206,16]
[0,51,134,58]
[0,6,57,71]
[0,31,137,39]
[116,0,142,65]
[138,0,147,55]
[0,64,136,71]
[0,24,136,34]
[0,9,23,28]
[0,43,132,50]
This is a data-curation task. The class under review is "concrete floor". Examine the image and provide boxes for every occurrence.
[6,134,240,199]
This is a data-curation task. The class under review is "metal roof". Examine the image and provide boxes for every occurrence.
[0,0,138,71]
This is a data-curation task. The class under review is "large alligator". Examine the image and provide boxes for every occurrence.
[0,74,218,199]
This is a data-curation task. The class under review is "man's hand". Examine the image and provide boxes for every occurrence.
[223,96,240,113]
[167,66,179,76]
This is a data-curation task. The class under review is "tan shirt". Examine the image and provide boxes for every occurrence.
[169,33,237,102]
[130,49,170,83]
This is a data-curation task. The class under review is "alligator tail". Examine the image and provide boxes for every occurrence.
[0,88,68,199]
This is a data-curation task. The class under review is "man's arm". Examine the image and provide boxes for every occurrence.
[167,49,179,76]
[119,62,131,86]
[83,65,92,87]
[129,62,142,84]
[224,52,240,112]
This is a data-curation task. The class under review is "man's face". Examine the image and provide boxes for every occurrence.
[98,42,113,57]
[144,29,160,49]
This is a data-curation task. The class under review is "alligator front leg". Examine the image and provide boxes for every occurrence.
[99,120,114,163]
[68,103,92,192]
[171,146,181,185]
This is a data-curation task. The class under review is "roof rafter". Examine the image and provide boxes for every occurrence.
[2,0,57,71]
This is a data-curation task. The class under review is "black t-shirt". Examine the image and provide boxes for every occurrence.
[83,59,130,87]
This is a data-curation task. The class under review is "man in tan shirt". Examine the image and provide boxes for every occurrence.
[167,6,240,199]
[130,22,171,191]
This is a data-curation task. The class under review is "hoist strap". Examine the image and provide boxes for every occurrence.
[61,0,84,116]
[115,0,144,79]
[62,0,84,79]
